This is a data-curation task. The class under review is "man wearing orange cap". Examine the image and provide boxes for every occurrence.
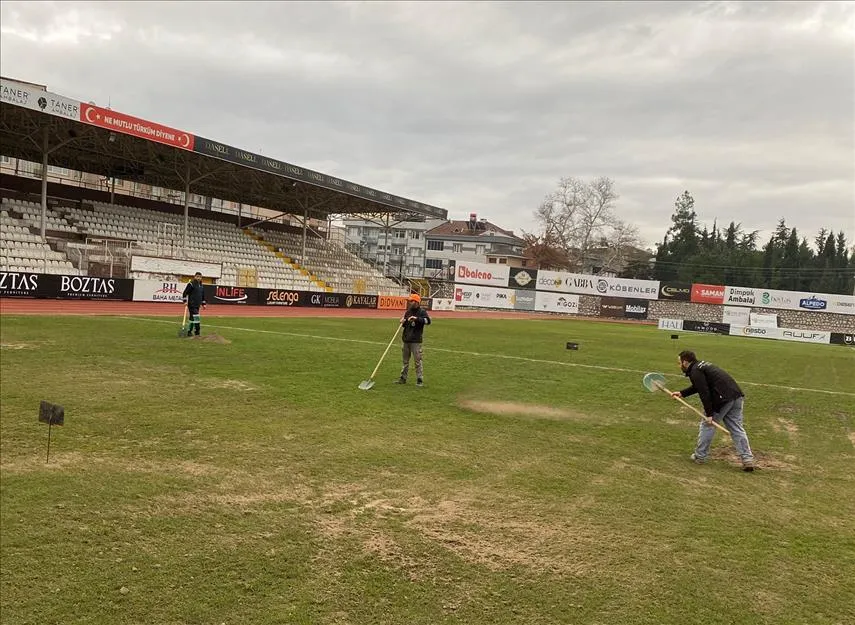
[396,293,431,387]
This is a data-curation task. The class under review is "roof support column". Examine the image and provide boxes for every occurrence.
[301,206,308,265]
[383,213,391,277]
[40,126,49,241]
[183,161,191,255]
[110,177,116,207]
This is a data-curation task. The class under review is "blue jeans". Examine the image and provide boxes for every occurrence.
[694,397,754,464]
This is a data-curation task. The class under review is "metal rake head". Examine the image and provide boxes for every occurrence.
[642,372,667,393]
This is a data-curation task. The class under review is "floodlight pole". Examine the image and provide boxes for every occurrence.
[40,127,49,241]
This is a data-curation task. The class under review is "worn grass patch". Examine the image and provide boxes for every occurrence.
[2,314,854,625]
[457,398,585,421]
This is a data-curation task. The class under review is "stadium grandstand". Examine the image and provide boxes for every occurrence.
[0,76,448,295]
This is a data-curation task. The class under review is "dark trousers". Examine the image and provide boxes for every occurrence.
[188,305,201,336]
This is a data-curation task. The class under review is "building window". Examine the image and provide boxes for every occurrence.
[409,231,420,240]
[425,258,443,269]
[476,245,485,255]
[488,258,497,263]
[453,243,463,254]
[394,230,406,239]
[522,260,528,267]
[499,258,507,264]
[427,240,444,251]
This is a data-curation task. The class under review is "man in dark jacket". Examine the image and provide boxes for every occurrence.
[671,350,755,471]
[181,272,207,337]
[396,293,431,387]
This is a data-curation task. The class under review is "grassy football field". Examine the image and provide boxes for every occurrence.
[1,314,854,625]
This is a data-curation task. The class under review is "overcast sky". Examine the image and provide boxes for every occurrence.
[1,1,853,248]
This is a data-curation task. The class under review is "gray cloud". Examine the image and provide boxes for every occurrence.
[1,0,853,247]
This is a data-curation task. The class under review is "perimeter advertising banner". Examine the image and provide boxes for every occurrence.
[133,280,186,303]
[0,272,134,300]
[536,270,660,300]
[453,284,515,309]
[203,284,259,305]
[722,306,751,326]
[453,261,511,288]
[682,320,731,335]
[830,333,855,346]
[658,318,684,331]
[599,297,649,319]
[431,298,457,311]
[342,294,378,309]
[512,290,537,311]
[304,292,344,308]
[533,291,580,314]
[260,289,303,306]
[728,325,831,345]
[508,267,538,290]
[691,284,726,305]
[658,282,692,302]
[722,286,855,315]
[41,274,134,300]
[377,295,411,310]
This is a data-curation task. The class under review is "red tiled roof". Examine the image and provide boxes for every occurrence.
[426,219,517,238]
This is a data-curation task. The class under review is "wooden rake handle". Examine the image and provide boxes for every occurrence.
[655,383,731,435]
[368,324,402,381]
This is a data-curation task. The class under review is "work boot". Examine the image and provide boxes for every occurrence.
[416,378,423,387]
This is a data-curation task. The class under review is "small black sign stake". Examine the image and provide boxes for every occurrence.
[39,401,65,463]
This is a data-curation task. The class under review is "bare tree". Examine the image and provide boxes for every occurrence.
[595,219,642,274]
[532,176,630,273]
[521,231,572,270]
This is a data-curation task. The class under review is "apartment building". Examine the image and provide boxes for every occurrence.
[424,214,527,278]
[342,216,446,278]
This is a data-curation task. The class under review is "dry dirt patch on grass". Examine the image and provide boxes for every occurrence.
[772,418,800,437]
[306,485,642,580]
[457,399,585,421]
[193,334,231,344]
[0,342,38,350]
[710,447,796,471]
[211,379,256,392]
[0,452,222,478]
[0,451,89,473]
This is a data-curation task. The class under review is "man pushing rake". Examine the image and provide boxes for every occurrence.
[644,350,755,472]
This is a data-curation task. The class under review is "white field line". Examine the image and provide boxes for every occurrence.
[122,316,855,398]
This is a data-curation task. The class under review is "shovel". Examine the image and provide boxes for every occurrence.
[177,306,189,338]
[642,372,730,434]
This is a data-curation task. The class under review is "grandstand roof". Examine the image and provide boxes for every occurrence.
[0,77,448,223]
